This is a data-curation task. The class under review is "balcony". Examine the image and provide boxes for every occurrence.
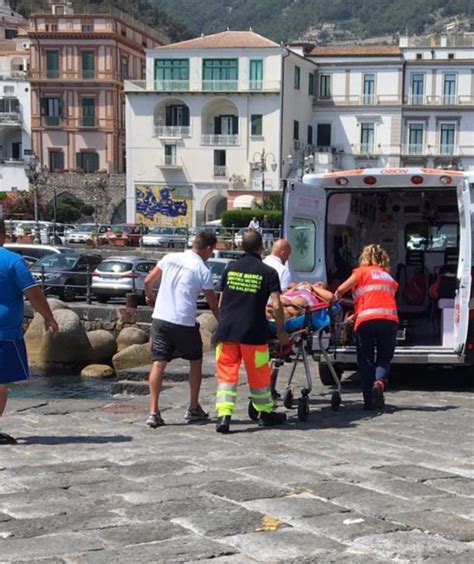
[46,70,59,79]
[315,94,402,107]
[201,134,239,146]
[213,165,227,177]
[157,156,183,169]
[82,70,96,80]
[0,112,21,126]
[154,125,191,138]
[404,95,474,106]
[43,116,61,127]
[124,79,281,94]
[404,144,425,155]
[202,80,239,92]
[154,79,190,91]
[79,116,97,128]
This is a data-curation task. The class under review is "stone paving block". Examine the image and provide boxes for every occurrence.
[426,477,474,496]
[138,469,242,489]
[201,479,290,502]
[425,550,474,563]
[95,520,190,547]
[238,463,327,485]
[375,464,458,482]
[244,494,348,521]
[225,528,343,560]
[350,531,469,560]
[431,495,474,518]
[390,510,474,542]
[113,460,190,479]
[330,488,416,518]
[285,554,392,564]
[288,480,366,500]
[359,477,452,499]
[187,555,258,564]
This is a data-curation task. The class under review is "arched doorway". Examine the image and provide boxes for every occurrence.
[204,193,227,223]
[111,200,126,224]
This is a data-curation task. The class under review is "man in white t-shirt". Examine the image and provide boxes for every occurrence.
[144,231,219,428]
[263,239,292,291]
[248,217,260,231]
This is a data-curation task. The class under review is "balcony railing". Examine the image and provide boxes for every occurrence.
[125,79,281,94]
[43,116,61,127]
[154,125,191,138]
[46,70,59,79]
[404,95,474,106]
[201,134,239,146]
[404,143,425,155]
[79,116,97,128]
[157,156,182,168]
[82,70,96,80]
[202,80,239,92]
[0,112,21,125]
[213,165,227,177]
[315,94,402,106]
[154,79,190,91]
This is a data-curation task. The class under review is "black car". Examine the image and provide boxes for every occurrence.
[30,252,103,301]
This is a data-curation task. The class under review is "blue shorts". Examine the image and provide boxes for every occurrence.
[0,339,29,384]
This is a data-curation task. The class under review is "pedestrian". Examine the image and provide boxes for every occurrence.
[335,244,398,411]
[248,216,260,231]
[263,239,292,291]
[214,229,289,433]
[260,215,273,251]
[0,219,59,445]
[144,231,219,428]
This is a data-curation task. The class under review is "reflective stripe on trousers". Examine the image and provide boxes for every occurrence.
[216,383,238,415]
[353,284,396,299]
[357,308,398,320]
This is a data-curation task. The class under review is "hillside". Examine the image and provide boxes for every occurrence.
[151,0,472,43]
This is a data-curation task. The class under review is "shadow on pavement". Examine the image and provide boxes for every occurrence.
[18,434,133,445]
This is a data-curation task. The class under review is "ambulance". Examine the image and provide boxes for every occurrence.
[283,168,474,382]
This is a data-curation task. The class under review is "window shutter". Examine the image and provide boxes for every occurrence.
[92,152,99,171]
[214,116,221,134]
[40,98,47,116]
[58,98,64,117]
[182,105,190,126]
[165,106,172,125]
[232,115,238,134]
[76,152,82,169]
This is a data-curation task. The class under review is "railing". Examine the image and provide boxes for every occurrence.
[201,134,239,146]
[82,70,96,80]
[202,79,239,92]
[0,71,27,81]
[43,116,61,127]
[46,70,59,79]
[0,111,20,124]
[79,116,97,128]
[124,79,281,93]
[157,156,182,168]
[404,95,474,106]
[403,144,425,155]
[213,165,227,177]
[315,94,402,105]
[154,125,191,138]
[153,79,190,91]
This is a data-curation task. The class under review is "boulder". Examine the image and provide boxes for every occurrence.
[87,330,117,362]
[47,298,70,312]
[24,299,70,362]
[81,364,115,379]
[112,342,152,372]
[117,326,148,352]
[198,312,218,335]
[201,329,215,353]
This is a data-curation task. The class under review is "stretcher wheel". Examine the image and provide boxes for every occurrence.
[248,400,259,421]
[283,388,294,409]
[319,363,341,386]
[331,391,341,411]
[297,395,310,422]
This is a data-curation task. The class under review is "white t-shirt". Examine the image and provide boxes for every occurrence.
[153,251,214,326]
[263,255,292,291]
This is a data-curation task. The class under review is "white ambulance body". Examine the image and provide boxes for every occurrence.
[283,167,474,376]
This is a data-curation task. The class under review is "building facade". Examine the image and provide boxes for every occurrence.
[27,1,167,175]
[125,31,316,226]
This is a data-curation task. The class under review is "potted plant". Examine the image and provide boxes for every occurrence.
[110,229,128,247]
[18,227,34,243]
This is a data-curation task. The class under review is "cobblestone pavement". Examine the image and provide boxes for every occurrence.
[1,357,473,563]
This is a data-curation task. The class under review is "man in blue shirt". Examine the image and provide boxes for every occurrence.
[0,219,58,445]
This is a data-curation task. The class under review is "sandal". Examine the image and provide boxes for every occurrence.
[0,432,17,445]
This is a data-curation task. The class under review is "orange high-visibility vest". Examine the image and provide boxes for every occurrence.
[352,266,399,331]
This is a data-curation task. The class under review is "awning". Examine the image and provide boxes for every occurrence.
[233,195,257,209]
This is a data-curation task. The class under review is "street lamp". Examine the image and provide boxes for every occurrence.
[287,144,315,180]
[26,155,49,244]
[252,148,277,210]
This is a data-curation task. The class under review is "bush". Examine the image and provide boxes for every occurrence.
[221,210,282,228]
[46,194,95,223]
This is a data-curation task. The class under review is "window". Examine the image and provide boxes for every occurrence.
[81,51,95,79]
[440,124,455,155]
[319,74,331,97]
[46,50,59,79]
[3,86,14,94]
[213,115,238,135]
[81,98,96,127]
[289,217,316,272]
[165,105,189,126]
[164,144,177,166]
[307,125,313,145]
[251,114,262,136]
[408,124,424,154]
[5,29,17,39]
[41,97,62,126]
[293,120,299,141]
[294,65,300,89]
[120,56,129,80]
[411,73,424,104]
[448,53,454,59]
[416,53,423,59]
[316,123,331,147]
[443,74,456,104]
[82,24,94,32]
[49,150,64,171]
[249,59,263,90]
[360,123,375,153]
[308,72,314,95]
[154,59,189,90]
[362,74,375,104]
[11,142,21,160]
[51,24,58,32]
[0,98,20,113]
[203,59,238,90]
[76,151,99,172]
[213,150,226,176]
[406,223,458,252]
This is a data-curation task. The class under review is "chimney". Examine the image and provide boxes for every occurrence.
[399,36,408,47]
[440,35,448,47]
[50,1,74,16]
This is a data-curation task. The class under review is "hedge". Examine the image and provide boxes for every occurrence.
[221,210,282,228]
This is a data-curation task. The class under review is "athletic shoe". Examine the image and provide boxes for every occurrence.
[0,432,17,445]
[146,412,165,428]
[258,411,287,427]
[373,381,385,410]
[216,415,231,434]
[184,404,209,423]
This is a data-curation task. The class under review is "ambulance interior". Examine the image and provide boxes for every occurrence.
[326,188,460,347]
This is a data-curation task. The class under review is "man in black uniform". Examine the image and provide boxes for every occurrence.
[214,230,289,433]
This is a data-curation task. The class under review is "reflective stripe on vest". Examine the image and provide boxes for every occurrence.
[353,284,396,299]
[357,308,398,320]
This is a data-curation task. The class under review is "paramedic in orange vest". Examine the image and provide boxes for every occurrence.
[335,244,399,410]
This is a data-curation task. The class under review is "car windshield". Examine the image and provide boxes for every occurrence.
[150,227,174,235]
[76,225,96,233]
[98,261,133,273]
[35,254,79,269]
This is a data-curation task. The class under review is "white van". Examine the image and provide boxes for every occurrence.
[284,167,474,380]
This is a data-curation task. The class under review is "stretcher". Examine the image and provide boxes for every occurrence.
[248,302,344,422]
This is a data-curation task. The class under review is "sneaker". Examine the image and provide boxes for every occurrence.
[373,381,385,410]
[184,404,209,423]
[216,415,231,434]
[258,411,287,427]
[0,432,17,445]
[146,412,165,428]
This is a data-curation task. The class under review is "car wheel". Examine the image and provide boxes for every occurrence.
[61,281,76,302]
[96,295,109,304]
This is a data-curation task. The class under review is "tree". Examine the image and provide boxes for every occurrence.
[255,193,283,211]
[45,194,95,223]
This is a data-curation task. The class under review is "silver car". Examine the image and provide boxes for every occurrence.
[67,224,111,244]
[197,258,234,306]
[142,227,187,248]
[91,257,157,303]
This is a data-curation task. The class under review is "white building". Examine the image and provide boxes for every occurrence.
[125,31,315,226]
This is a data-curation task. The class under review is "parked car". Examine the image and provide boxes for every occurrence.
[5,244,74,267]
[197,258,234,306]
[187,225,229,248]
[91,257,157,303]
[103,224,149,247]
[142,227,187,248]
[30,252,102,301]
[67,224,111,244]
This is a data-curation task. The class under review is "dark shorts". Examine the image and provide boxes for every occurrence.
[151,319,203,362]
[0,339,29,384]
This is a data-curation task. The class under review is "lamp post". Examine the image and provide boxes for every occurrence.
[252,148,277,210]
[26,156,49,244]
[287,144,315,180]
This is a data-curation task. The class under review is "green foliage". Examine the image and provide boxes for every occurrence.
[45,194,95,223]
[255,193,283,212]
[6,191,35,219]
[221,210,282,228]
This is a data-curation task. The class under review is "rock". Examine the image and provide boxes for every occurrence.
[81,364,115,379]
[87,330,117,362]
[198,312,218,335]
[46,298,70,312]
[117,327,148,352]
[201,329,215,353]
[24,299,70,362]
[112,342,152,372]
